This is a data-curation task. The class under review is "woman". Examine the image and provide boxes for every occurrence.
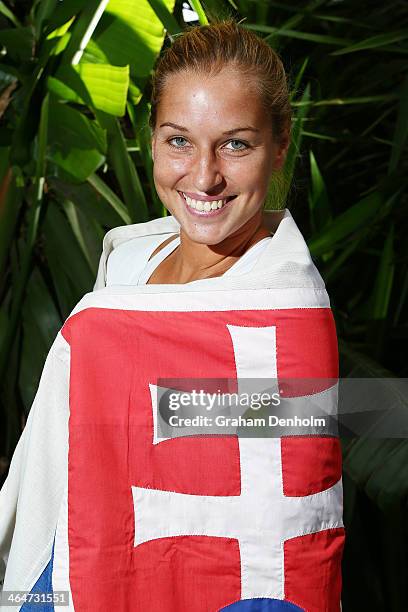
[0,20,344,612]
[97,19,291,289]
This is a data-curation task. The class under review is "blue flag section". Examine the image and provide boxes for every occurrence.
[221,598,304,611]
[21,540,55,611]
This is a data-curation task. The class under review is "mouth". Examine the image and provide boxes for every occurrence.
[177,191,237,216]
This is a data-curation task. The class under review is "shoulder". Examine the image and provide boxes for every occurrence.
[106,234,169,286]
[93,215,180,290]
[258,209,325,288]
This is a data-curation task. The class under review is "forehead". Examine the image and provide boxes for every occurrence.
[156,67,268,132]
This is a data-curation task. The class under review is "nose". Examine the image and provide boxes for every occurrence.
[191,148,224,193]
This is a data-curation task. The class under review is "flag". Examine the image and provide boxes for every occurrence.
[1,210,344,611]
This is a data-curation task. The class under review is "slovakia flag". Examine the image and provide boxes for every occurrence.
[20,300,343,611]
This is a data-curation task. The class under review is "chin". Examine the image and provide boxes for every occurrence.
[183,227,227,246]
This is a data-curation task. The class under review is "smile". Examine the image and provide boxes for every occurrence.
[178,191,237,216]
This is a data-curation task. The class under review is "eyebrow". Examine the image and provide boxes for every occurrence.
[159,122,260,135]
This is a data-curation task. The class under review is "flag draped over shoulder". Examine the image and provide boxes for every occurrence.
[0,210,345,612]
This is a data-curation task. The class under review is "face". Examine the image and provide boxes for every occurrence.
[151,65,289,245]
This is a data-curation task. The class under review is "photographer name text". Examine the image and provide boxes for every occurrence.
[167,414,326,428]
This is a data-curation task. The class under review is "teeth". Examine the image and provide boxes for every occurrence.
[182,193,230,211]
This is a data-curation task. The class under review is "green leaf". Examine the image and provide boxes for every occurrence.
[10,36,64,166]
[322,240,360,282]
[0,63,20,83]
[0,161,23,281]
[265,83,311,210]
[127,98,164,217]
[0,95,49,382]
[332,30,408,56]
[308,192,383,257]
[48,63,130,115]
[46,17,75,40]
[61,197,101,272]
[245,23,351,47]
[84,0,176,79]
[194,0,236,21]
[96,111,148,221]
[146,0,181,35]
[43,0,86,35]
[47,98,107,182]
[19,266,62,407]
[278,0,328,32]
[32,0,59,39]
[128,79,143,105]
[312,12,373,27]
[189,0,209,25]
[339,342,408,512]
[47,75,88,105]
[289,57,309,102]
[308,150,332,234]
[344,438,408,513]
[87,172,131,223]
[388,74,408,174]
[63,0,112,65]
[293,94,398,107]
[76,63,129,115]
[370,224,395,320]
[43,202,95,295]
[43,201,97,318]
[49,176,127,227]
[0,27,34,62]
[0,1,22,27]
[393,264,408,326]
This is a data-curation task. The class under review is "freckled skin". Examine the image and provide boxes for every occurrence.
[149,65,290,284]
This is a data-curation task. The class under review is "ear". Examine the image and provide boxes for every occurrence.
[272,127,291,171]
[151,132,156,163]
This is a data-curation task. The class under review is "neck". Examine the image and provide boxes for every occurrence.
[173,209,271,283]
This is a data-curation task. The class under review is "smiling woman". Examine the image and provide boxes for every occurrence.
[0,18,344,612]
[93,21,344,611]
[144,20,291,284]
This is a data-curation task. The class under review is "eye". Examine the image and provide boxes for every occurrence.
[166,136,249,153]
[168,136,189,148]
[224,140,248,152]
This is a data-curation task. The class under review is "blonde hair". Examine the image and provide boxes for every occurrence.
[149,19,292,148]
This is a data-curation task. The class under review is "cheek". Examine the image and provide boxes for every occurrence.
[231,157,271,192]
[249,150,272,174]
[153,151,189,185]
[232,146,271,173]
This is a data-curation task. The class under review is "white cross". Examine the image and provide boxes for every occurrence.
[132,325,343,599]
